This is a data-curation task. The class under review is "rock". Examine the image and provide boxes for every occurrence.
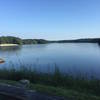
[0,84,66,100]
[0,84,27,100]
[0,58,5,64]
[19,79,30,88]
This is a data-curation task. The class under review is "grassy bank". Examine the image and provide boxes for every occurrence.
[0,66,100,99]
[0,80,100,100]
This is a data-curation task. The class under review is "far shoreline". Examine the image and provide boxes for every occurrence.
[0,44,19,47]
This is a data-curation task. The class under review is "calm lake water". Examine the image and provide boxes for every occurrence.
[0,43,100,78]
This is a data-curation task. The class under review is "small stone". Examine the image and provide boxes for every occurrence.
[19,79,30,88]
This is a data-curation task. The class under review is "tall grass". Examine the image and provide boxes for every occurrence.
[0,64,100,96]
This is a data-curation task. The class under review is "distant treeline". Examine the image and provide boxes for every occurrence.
[0,36,49,45]
[57,38,100,43]
[23,39,49,44]
[0,36,22,45]
[0,36,100,45]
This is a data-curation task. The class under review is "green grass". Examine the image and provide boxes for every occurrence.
[0,66,100,96]
[29,83,100,100]
[0,80,100,100]
[0,65,100,100]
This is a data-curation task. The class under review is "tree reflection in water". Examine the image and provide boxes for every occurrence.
[0,46,21,52]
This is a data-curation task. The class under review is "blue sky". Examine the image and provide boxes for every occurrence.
[0,0,100,40]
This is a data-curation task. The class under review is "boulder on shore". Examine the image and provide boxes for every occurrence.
[0,59,5,64]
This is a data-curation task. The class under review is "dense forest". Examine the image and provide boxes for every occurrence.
[0,36,22,45]
[0,36,100,45]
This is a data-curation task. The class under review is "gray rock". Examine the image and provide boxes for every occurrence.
[0,84,67,100]
[18,80,30,88]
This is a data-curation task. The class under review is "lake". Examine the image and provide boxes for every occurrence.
[0,43,100,79]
